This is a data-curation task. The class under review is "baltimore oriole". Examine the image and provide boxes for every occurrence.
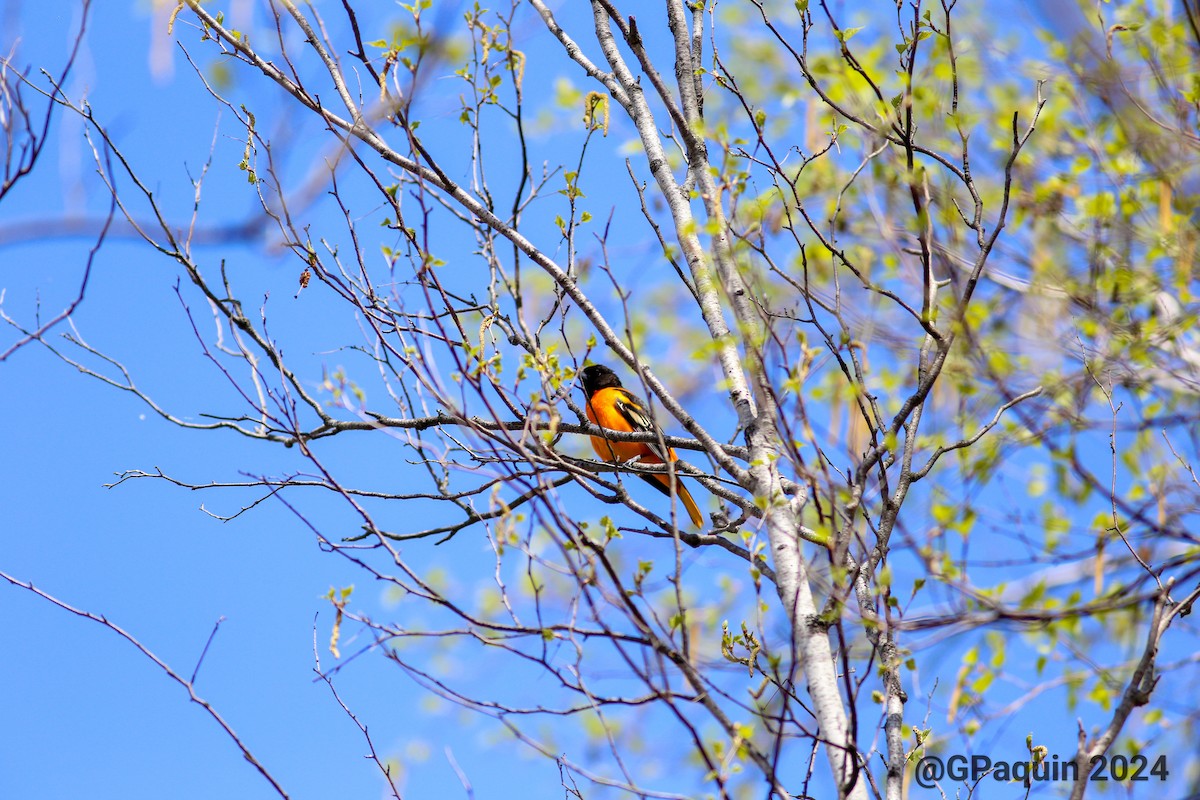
[579,364,704,528]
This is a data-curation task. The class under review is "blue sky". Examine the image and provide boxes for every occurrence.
[0,4,514,798]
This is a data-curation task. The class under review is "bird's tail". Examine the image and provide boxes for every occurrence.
[640,471,704,528]
[677,483,704,528]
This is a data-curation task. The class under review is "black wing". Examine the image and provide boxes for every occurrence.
[612,388,673,464]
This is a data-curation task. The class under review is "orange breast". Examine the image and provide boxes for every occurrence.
[586,388,668,464]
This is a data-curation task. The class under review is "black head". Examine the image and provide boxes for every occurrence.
[579,364,622,397]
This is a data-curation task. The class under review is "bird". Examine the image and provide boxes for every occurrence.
[578,363,704,528]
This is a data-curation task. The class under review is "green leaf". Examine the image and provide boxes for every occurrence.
[836,26,863,43]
